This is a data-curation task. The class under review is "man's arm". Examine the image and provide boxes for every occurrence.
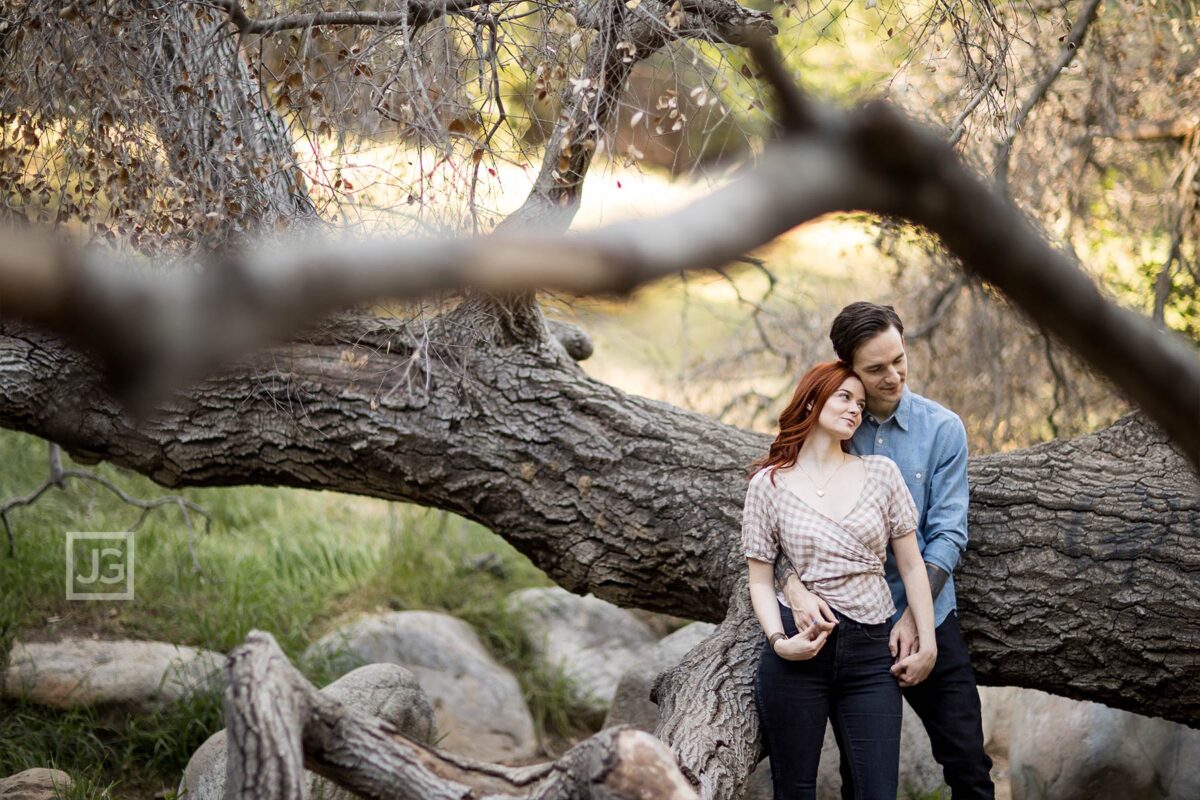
[926,562,949,598]
[773,551,797,592]
[920,415,970,579]
[890,417,966,659]
[774,553,838,625]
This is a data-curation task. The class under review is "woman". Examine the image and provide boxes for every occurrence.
[743,361,936,800]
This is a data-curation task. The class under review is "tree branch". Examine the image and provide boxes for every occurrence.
[1095,117,1200,142]
[208,0,486,35]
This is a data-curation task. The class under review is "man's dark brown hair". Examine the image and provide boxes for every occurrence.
[829,302,905,364]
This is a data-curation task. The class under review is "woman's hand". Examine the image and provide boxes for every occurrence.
[772,620,835,661]
[891,644,937,687]
[782,573,839,629]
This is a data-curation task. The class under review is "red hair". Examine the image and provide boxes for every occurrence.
[750,361,860,482]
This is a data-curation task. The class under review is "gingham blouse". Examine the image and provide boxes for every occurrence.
[742,455,918,624]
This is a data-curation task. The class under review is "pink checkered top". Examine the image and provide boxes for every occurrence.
[742,455,918,624]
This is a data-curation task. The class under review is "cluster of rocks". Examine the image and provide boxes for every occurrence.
[3,588,1199,800]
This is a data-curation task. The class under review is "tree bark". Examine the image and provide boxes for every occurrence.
[223,630,697,800]
[1,314,1197,730]
[960,413,1200,718]
[652,583,763,800]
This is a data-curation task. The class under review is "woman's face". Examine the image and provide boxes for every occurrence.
[817,376,866,440]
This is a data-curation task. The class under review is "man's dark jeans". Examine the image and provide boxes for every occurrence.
[755,602,902,800]
[837,611,995,799]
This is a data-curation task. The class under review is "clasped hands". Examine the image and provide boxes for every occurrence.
[781,576,935,685]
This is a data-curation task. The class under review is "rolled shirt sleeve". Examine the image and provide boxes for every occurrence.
[742,470,779,563]
[885,460,918,539]
[919,416,970,575]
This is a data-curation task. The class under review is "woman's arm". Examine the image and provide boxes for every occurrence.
[749,559,831,661]
[891,533,937,685]
[749,559,787,638]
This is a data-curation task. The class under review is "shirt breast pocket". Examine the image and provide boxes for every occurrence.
[892,462,926,513]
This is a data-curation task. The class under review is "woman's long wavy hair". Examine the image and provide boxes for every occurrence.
[750,361,861,483]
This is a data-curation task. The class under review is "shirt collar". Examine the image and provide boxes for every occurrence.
[868,386,912,431]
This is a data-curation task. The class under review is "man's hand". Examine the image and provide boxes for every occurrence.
[782,572,838,628]
[773,620,836,661]
[889,607,918,661]
[891,644,937,687]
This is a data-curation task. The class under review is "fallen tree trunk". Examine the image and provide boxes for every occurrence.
[222,630,697,800]
[1,314,1197,733]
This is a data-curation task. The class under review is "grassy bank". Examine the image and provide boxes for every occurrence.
[0,428,580,798]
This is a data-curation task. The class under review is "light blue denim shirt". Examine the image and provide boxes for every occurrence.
[849,387,969,627]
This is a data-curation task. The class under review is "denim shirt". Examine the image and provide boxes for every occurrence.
[849,387,969,627]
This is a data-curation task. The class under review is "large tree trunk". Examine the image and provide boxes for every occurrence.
[139,1,316,240]
[1,313,1196,732]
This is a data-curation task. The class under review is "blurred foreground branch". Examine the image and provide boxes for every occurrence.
[0,38,1197,468]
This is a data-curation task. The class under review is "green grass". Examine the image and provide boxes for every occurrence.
[0,428,595,797]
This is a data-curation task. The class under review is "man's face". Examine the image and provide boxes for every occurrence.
[851,326,908,409]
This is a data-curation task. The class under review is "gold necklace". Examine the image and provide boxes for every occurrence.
[795,454,849,498]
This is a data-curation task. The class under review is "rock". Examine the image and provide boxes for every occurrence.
[1,638,224,712]
[979,685,1021,758]
[603,621,716,732]
[1009,689,1200,800]
[745,760,773,800]
[0,769,73,800]
[318,661,436,742]
[506,587,657,715]
[180,662,435,800]
[303,610,536,761]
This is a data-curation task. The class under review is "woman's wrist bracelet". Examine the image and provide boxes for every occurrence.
[768,632,789,649]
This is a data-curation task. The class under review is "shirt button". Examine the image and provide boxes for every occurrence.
[876,437,883,444]
[916,472,922,479]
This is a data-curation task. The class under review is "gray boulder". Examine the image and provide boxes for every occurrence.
[1009,689,1200,800]
[603,621,716,732]
[506,587,657,715]
[1,638,224,712]
[303,610,536,761]
[180,662,435,800]
[0,769,73,800]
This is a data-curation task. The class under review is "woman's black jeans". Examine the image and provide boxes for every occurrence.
[755,602,902,800]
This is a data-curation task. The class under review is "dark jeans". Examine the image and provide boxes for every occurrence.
[755,602,902,800]
[837,611,995,800]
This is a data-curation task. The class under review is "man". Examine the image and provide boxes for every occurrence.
[778,301,994,799]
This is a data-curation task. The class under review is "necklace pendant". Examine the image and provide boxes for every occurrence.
[815,489,825,497]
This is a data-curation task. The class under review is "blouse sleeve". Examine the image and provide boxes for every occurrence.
[742,470,779,562]
[885,459,919,540]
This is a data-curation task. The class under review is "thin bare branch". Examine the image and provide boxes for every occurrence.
[0,443,212,559]
[994,0,1104,185]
